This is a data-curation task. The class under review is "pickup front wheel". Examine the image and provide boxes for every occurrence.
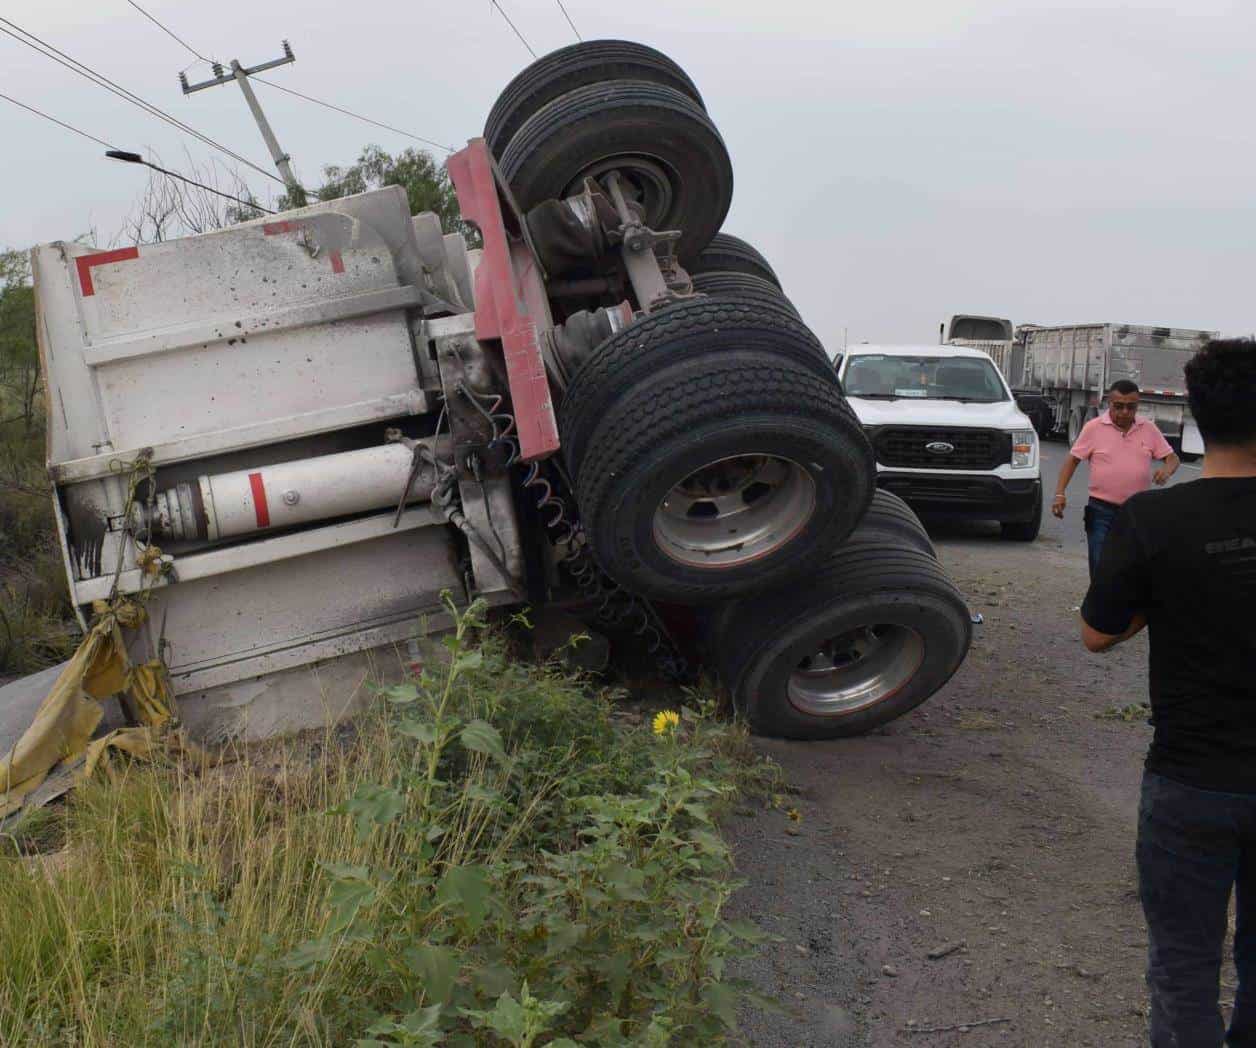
[1001,484,1043,542]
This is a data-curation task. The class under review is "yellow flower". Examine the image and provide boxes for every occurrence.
[652,709,681,736]
[787,808,802,823]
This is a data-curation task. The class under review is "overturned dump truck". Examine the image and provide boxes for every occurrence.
[31,41,972,742]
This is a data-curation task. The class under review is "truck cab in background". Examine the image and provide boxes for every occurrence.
[943,314,1013,342]
[943,314,1056,437]
[835,345,1043,541]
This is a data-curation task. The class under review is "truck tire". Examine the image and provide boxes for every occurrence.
[1000,486,1043,542]
[569,353,875,604]
[858,490,936,558]
[484,40,705,159]
[690,271,799,320]
[712,545,971,739]
[561,298,836,479]
[1067,407,1085,446]
[499,80,732,262]
[691,233,781,288]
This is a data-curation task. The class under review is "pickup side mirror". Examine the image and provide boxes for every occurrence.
[832,353,843,375]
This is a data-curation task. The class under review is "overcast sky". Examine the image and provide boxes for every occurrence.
[2,0,1252,346]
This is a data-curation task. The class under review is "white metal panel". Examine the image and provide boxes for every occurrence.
[82,219,381,339]
[33,243,112,464]
[33,189,529,736]
[71,506,443,604]
[50,391,427,485]
[176,646,410,744]
[96,311,422,450]
[82,286,423,368]
[39,187,431,468]
[147,523,462,690]
[1021,323,1213,399]
[461,474,525,597]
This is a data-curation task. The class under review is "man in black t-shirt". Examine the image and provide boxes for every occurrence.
[1080,338,1256,1047]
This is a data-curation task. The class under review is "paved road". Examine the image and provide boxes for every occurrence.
[726,437,1209,1046]
[927,438,1201,561]
[1036,438,1199,558]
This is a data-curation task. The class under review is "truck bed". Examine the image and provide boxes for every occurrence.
[1022,323,1213,397]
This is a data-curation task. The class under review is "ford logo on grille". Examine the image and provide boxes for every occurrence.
[925,441,956,455]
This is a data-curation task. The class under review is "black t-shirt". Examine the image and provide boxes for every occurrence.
[1081,477,1256,793]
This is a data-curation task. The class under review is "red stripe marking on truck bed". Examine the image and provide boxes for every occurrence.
[248,472,270,527]
[75,247,139,296]
[262,221,344,274]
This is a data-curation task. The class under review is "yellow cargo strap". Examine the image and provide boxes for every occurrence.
[0,599,204,821]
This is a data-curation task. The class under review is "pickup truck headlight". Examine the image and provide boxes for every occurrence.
[1011,429,1037,469]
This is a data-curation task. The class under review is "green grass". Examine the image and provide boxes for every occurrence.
[0,599,771,1046]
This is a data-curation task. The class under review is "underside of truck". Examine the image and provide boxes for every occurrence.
[25,41,973,755]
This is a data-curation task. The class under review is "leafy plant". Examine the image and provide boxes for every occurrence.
[0,596,771,1045]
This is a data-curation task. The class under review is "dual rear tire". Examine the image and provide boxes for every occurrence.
[561,299,874,604]
[483,44,971,741]
[706,494,971,740]
[489,42,731,261]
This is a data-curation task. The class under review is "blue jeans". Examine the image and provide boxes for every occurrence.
[1138,772,1256,1047]
[1084,498,1120,577]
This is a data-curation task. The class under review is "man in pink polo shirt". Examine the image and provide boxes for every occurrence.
[1052,380,1179,575]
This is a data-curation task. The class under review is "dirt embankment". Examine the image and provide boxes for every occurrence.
[727,535,1191,1047]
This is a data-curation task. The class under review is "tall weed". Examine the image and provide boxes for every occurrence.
[0,598,769,1045]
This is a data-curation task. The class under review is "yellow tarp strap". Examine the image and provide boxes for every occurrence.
[0,598,202,820]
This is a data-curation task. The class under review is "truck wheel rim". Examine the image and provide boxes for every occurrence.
[570,157,676,228]
[652,454,816,568]
[787,625,925,716]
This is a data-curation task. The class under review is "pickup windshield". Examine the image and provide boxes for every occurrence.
[842,354,1008,404]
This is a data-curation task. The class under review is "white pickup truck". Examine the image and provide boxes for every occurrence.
[835,344,1043,540]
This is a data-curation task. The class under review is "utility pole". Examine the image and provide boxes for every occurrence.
[180,42,307,206]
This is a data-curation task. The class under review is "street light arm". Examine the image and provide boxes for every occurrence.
[105,150,275,215]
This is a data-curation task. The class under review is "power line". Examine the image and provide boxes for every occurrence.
[555,0,582,41]
[117,6,456,160]
[252,76,456,153]
[107,151,275,214]
[0,17,277,184]
[0,16,284,186]
[0,89,276,215]
[0,90,119,150]
[124,0,210,63]
[489,0,538,59]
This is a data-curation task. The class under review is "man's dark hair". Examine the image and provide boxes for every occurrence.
[1109,379,1140,396]
[1185,338,1256,446]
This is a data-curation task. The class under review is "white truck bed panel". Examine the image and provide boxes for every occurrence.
[149,521,461,686]
[96,310,422,451]
[31,188,519,731]
[35,185,431,468]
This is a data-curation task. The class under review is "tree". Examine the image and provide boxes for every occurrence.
[0,250,38,434]
[286,145,478,245]
[119,151,268,245]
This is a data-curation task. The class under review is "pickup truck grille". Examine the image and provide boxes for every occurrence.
[873,428,1011,470]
